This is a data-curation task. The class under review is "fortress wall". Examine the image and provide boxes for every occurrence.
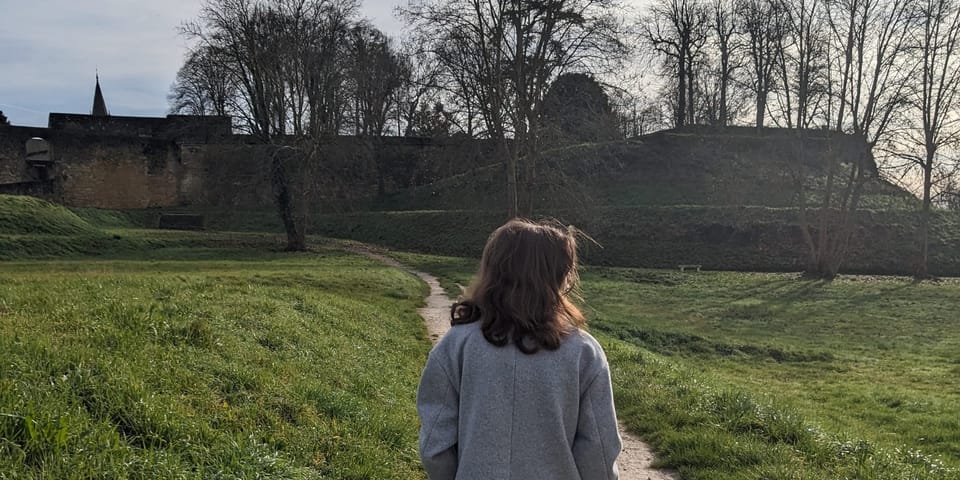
[0,126,50,184]
[192,143,273,207]
[53,135,184,209]
[193,136,501,209]
[48,113,232,139]
[1,126,502,209]
[4,121,858,211]
[177,144,215,206]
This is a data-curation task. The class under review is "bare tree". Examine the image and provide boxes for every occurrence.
[385,45,442,137]
[404,0,626,216]
[738,0,786,127]
[791,0,914,279]
[347,23,405,136]
[182,0,358,250]
[168,46,237,117]
[900,0,960,278]
[825,0,913,139]
[402,0,513,204]
[774,0,828,129]
[709,0,740,125]
[642,0,710,127]
[509,0,626,214]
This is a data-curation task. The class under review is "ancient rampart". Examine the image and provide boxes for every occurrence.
[0,115,500,209]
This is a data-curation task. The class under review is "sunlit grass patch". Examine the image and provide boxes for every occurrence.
[0,249,430,478]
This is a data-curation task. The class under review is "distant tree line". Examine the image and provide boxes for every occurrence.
[639,0,960,279]
[173,0,436,250]
[170,0,960,280]
[172,0,626,248]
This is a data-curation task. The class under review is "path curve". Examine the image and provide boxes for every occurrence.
[352,247,679,480]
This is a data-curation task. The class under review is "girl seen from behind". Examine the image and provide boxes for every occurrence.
[417,218,622,480]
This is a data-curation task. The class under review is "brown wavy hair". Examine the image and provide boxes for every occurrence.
[451,218,586,354]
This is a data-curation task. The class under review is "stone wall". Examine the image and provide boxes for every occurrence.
[0,123,501,209]
[0,126,48,184]
[54,135,187,208]
[194,136,501,208]
[48,113,231,140]
[0,120,863,211]
[0,126,200,208]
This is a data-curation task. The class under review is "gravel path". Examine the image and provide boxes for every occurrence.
[354,248,679,480]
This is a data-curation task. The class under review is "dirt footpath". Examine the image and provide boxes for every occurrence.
[355,248,679,480]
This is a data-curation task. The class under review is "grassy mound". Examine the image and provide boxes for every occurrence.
[70,207,150,229]
[367,130,917,212]
[306,207,960,276]
[104,204,959,276]
[0,195,127,259]
[0,195,102,236]
[0,248,430,478]
[0,197,298,260]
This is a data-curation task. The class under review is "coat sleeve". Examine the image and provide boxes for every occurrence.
[572,364,622,480]
[417,352,459,480]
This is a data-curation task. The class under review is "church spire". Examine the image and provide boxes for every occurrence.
[92,73,108,117]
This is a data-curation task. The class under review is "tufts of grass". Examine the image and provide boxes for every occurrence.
[56,199,960,277]
[0,195,102,236]
[390,251,478,297]
[0,248,431,478]
[607,342,955,480]
[595,324,835,362]
[70,207,151,229]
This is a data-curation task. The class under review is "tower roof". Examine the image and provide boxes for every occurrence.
[92,74,108,117]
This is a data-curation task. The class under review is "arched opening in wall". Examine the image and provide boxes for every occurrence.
[25,137,52,181]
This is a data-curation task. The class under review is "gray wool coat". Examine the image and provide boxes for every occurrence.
[417,322,622,480]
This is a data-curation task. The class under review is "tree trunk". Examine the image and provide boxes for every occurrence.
[719,49,729,126]
[917,150,934,279]
[687,66,696,125]
[504,139,519,218]
[677,54,687,128]
[755,90,766,128]
[522,140,536,217]
[271,147,307,251]
[799,138,870,280]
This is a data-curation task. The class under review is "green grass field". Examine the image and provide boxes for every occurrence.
[2,194,958,478]
[0,247,431,479]
[394,252,959,480]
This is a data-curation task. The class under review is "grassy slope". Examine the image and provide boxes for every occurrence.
[308,207,960,276]
[0,194,307,260]
[2,190,956,478]
[369,133,918,212]
[0,247,430,479]
[0,195,103,236]
[587,268,960,479]
[394,252,958,480]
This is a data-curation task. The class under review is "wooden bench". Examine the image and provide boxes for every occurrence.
[678,264,702,272]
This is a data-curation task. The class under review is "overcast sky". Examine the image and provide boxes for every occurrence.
[0,0,646,127]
